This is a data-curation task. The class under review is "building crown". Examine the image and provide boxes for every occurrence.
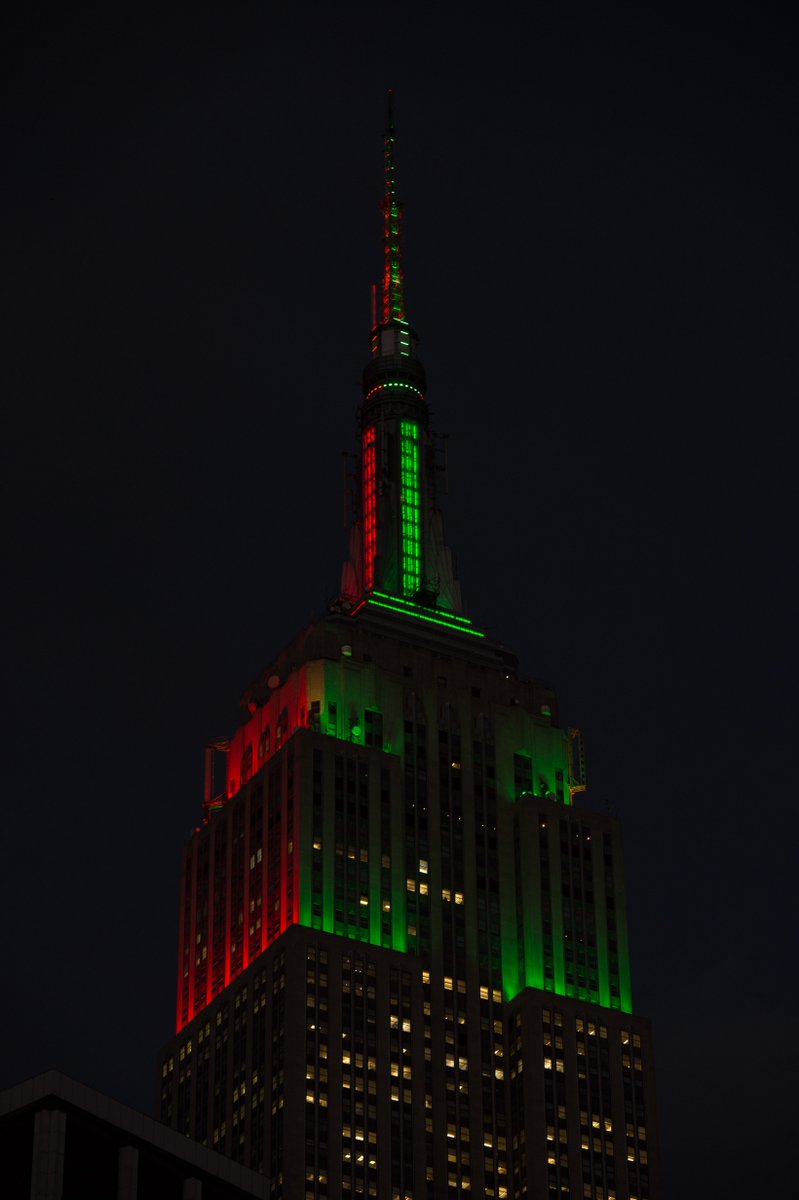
[339,94,471,630]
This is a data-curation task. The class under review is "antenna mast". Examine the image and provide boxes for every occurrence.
[382,89,405,324]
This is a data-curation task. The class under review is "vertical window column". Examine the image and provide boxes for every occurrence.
[211,825,228,999]
[251,969,268,1173]
[305,946,330,1199]
[231,986,249,1161]
[363,426,377,590]
[621,1029,649,1200]
[312,751,324,930]
[399,420,421,597]
[269,952,287,1199]
[542,1007,568,1198]
[213,1006,229,1152]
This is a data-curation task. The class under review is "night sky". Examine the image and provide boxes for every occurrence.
[3,4,797,1194]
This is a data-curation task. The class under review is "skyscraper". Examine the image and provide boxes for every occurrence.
[157,98,661,1200]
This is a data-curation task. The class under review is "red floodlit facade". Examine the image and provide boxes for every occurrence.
[177,660,323,1030]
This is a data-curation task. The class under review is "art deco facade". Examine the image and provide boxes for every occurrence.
[157,101,661,1200]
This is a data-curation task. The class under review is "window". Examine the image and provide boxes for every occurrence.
[364,710,383,748]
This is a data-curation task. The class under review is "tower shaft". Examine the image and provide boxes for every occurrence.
[339,97,462,616]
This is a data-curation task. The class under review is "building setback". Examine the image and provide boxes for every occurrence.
[157,98,661,1200]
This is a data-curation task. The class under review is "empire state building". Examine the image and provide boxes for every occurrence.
[157,97,662,1200]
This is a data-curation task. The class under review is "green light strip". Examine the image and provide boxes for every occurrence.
[368,597,486,637]
[365,380,423,402]
[399,420,421,596]
[371,591,476,628]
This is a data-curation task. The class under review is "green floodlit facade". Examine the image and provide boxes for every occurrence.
[276,627,632,1014]
[159,97,660,1200]
[212,616,631,1016]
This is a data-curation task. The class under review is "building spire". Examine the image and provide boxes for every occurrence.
[382,89,405,324]
[335,96,466,618]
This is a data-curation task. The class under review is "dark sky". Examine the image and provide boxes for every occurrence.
[3,3,797,1194]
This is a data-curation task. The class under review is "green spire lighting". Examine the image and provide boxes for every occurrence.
[400,420,421,596]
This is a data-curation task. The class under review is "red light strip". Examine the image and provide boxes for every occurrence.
[363,426,377,589]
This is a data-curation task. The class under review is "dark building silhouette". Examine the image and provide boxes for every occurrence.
[157,98,661,1200]
[0,1071,266,1199]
